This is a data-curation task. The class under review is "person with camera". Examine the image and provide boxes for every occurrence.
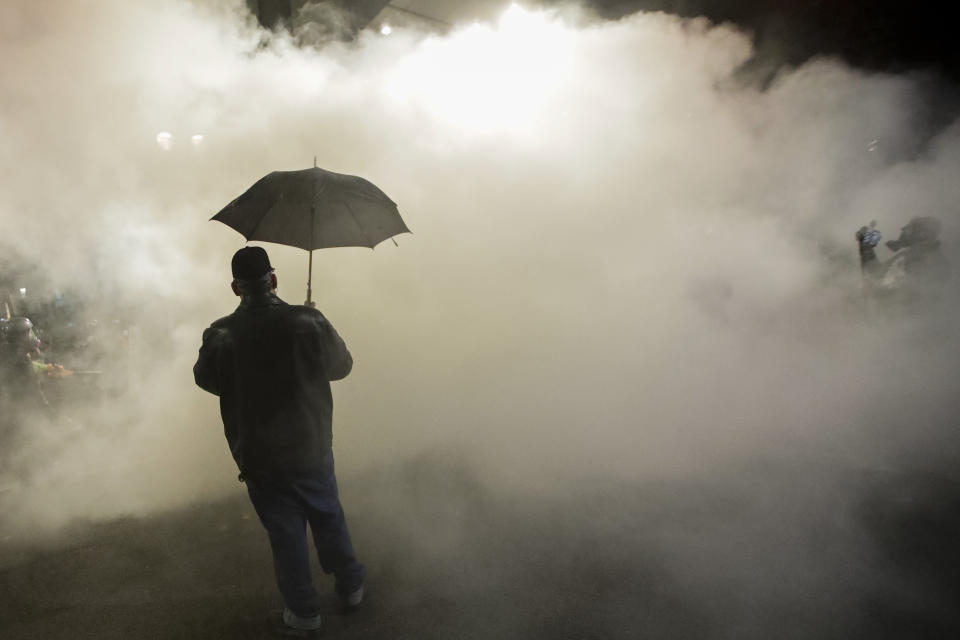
[855,216,950,308]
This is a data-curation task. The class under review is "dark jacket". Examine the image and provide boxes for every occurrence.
[193,292,352,477]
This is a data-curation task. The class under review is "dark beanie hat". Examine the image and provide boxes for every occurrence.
[231,246,273,280]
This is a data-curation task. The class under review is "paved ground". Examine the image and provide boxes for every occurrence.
[1,452,959,639]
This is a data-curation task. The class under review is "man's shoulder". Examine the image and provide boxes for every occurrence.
[205,299,326,332]
[209,296,284,326]
[209,314,234,329]
[273,300,325,319]
[282,305,330,332]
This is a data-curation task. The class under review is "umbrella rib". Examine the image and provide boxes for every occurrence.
[243,181,283,243]
[245,207,269,244]
[343,201,374,248]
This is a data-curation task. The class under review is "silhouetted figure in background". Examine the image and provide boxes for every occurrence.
[0,316,64,471]
[0,316,55,409]
[856,216,950,310]
[194,247,364,637]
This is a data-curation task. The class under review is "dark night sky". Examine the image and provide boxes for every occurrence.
[582,0,959,82]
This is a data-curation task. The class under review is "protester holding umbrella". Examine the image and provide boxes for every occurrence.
[196,164,407,636]
[194,247,364,637]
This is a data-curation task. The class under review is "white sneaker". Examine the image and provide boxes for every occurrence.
[282,607,322,632]
[342,584,364,607]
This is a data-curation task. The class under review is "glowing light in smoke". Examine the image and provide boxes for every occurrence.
[380,24,392,36]
[385,5,574,133]
[18,288,26,297]
[191,134,204,147]
[500,3,537,30]
[156,131,173,151]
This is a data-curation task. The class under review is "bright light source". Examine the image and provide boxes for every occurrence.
[18,288,26,296]
[380,24,392,36]
[385,6,573,134]
[156,131,173,151]
[500,3,530,29]
[191,134,204,146]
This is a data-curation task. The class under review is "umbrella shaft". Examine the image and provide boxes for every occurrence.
[306,205,316,307]
[306,249,313,304]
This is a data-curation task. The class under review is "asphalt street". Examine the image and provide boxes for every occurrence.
[1,453,959,639]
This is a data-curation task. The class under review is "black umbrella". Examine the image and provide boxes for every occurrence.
[212,164,409,305]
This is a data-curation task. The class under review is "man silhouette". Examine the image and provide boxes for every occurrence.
[194,246,364,637]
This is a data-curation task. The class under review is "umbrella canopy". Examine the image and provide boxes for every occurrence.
[212,166,409,306]
[212,167,409,250]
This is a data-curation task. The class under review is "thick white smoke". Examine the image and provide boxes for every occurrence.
[0,0,956,544]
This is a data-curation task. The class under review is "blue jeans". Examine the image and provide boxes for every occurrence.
[245,453,365,617]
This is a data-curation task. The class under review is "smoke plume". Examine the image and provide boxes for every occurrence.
[0,1,957,635]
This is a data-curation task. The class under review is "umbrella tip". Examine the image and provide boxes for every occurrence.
[313,155,317,168]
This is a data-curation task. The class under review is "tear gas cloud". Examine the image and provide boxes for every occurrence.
[0,0,957,549]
